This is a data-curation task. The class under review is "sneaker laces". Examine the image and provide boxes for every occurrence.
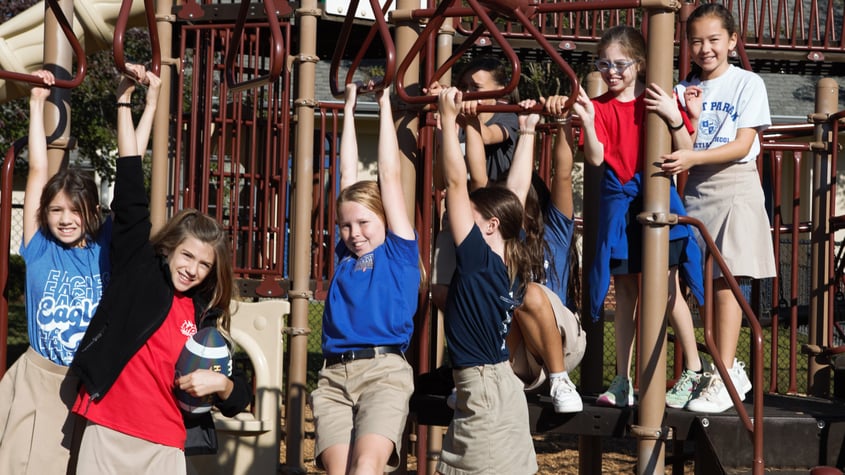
[668,370,698,395]
[696,373,725,401]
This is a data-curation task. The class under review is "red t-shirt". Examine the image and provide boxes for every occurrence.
[74,293,198,449]
[591,92,645,184]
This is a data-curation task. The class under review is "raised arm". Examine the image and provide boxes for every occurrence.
[339,84,360,192]
[439,87,474,245]
[464,113,490,191]
[573,87,603,167]
[133,69,161,154]
[22,70,55,246]
[506,99,540,207]
[116,63,160,158]
[376,89,414,240]
[544,95,575,218]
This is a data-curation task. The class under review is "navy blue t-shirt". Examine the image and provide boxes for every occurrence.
[444,225,521,368]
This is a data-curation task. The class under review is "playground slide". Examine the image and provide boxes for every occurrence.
[0,0,147,104]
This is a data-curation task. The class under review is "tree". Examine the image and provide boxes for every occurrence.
[0,0,152,181]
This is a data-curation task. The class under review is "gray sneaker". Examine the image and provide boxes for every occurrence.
[665,369,701,409]
[596,375,634,407]
[550,375,583,413]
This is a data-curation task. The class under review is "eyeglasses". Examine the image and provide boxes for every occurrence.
[594,59,638,74]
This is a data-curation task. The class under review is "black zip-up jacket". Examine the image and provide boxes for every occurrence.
[72,156,250,420]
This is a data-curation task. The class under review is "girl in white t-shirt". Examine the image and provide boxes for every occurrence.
[662,3,776,413]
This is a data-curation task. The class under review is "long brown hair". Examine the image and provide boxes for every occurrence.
[151,209,234,334]
[38,168,103,243]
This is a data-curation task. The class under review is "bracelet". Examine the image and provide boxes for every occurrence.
[668,120,685,131]
[518,130,536,136]
[117,102,132,108]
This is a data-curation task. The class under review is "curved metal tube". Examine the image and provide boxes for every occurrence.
[225,0,290,93]
[0,0,86,88]
[329,0,396,97]
[113,0,162,78]
[0,137,28,377]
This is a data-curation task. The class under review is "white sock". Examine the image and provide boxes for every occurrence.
[549,371,568,381]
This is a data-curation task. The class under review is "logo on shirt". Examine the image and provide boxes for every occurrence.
[181,320,198,337]
[354,253,374,272]
[36,269,105,364]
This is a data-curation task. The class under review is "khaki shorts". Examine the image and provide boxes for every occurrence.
[77,421,186,475]
[0,347,82,475]
[310,353,414,471]
[511,284,587,391]
[437,362,538,475]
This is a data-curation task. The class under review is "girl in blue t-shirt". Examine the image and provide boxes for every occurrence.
[0,70,112,473]
[436,86,538,474]
[310,83,421,474]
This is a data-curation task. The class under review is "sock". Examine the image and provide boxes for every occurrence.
[549,371,568,381]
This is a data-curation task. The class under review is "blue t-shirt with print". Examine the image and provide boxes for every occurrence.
[322,231,420,355]
[543,203,575,311]
[445,225,521,368]
[20,217,112,366]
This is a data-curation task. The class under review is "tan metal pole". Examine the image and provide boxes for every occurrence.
[635,7,676,474]
[578,70,606,475]
[808,78,838,396]
[149,0,174,234]
[394,2,421,474]
[286,0,320,469]
[44,0,75,175]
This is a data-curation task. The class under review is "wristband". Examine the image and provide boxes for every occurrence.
[668,120,685,131]
[117,102,132,108]
[518,130,536,136]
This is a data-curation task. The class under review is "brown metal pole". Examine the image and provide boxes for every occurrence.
[578,70,606,475]
[808,78,838,396]
[43,0,75,175]
[635,7,675,474]
[149,0,174,234]
[286,0,320,469]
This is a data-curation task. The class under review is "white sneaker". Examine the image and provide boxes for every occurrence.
[686,374,734,413]
[729,359,752,396]
[550,375,583,413]
[446,388,457,410]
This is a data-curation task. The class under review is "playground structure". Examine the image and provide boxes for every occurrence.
[1,0,845,474]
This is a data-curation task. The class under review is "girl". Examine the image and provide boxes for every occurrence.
[71,64,250,473]
[506,97,586,414]
[574,25,706,409]
[0,70,111,474]
[436,86,537,474]
[663,3,776,413]
[310,83,419,474]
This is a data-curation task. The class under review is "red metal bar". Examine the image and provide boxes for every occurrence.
[0,138,27,377]
[329,0,397,97]
[113,0,161,78]
[225,0,290,93]
[0,0,86,88]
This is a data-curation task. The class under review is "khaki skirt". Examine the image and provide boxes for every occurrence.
[683,160,776,280]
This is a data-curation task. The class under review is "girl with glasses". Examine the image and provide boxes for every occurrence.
[573,25,707,409]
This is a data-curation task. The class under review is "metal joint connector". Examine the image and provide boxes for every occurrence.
[283,326,311,336]
[287,289,314,300]
[630,424,672,440]
[636,211,678,226]
[294,98,318,108]
[156,14,176,22]
[292,54,320,64]
[640,0,682,12]
[295,8,322,18]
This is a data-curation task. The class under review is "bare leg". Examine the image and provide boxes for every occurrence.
[321,444,351,475]
[348,434,395,475]
[714,278,742,369]
[511,283,566,373]
[613,274,639,379]
[667,269,702,372]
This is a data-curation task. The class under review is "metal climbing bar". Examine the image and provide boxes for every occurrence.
[394,0,587,112]
[113,0,161,78]
[0,0,86,88]
[225,0,290,93]
[329,0,396,97]
[0,137,27,377]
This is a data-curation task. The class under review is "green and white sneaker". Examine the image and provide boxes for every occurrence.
[665,369,701,409]
[596,375,634,407]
